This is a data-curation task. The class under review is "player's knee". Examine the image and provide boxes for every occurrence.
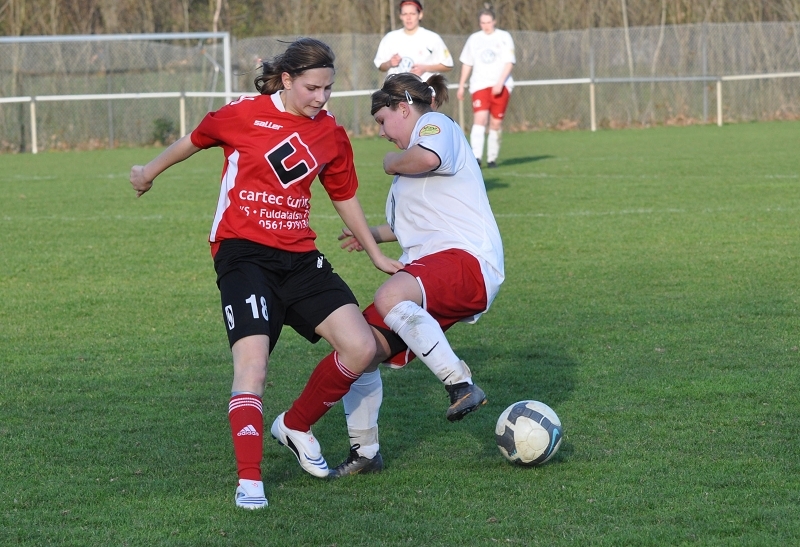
[374,286,405,318]
[336,327,378,371]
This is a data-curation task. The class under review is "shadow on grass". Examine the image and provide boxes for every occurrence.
[482,155,554,191]
[497,155,554,167]
[372,342,577,470]
[482,177,510,191]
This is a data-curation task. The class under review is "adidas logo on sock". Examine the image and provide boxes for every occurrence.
[237,424,259,437]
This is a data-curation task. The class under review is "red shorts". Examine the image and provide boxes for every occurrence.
[363,248,488,368]
[471,86,511,119]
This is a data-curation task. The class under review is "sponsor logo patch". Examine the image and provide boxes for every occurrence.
[419,124,440,137]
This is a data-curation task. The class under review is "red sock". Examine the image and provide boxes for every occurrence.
[228,394,263,481]
[284,352,361,432]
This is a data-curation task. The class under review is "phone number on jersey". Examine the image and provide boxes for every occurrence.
[259,219,309,230]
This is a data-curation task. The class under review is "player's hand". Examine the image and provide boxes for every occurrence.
[492,83,504,96]
[410,64,425,76]
[129,165,153,197]
[390,53,402,68]
[371,253,404,275]
[457,86,465,101]
[338,227,364,252]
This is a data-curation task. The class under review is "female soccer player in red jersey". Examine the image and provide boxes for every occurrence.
[129,37,401,509]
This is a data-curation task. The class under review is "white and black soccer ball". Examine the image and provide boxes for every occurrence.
[495,400,563,466]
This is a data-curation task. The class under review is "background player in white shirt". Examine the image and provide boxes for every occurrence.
[457,8,516,168]
[329,73,505,477]
[374,0,453,82]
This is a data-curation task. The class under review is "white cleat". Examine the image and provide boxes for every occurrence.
[235,479,268,509]
[270,412,329,478]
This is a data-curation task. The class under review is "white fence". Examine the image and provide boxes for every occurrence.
[3,71,799,154]
[1,23,799,153]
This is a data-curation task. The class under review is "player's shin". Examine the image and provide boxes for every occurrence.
[383,300,472,385]
[284,351,361,432]
[470,124,486,161]
[229,393,264,481]
[342,369,382,458]
[487,129,501,162]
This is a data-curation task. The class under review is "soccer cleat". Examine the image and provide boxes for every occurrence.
[476,158,482,168]
[445,382,487,421]
[235,479,268,509]
[329,445,384,478]
[487,161,497,168]
[270,412,329,478]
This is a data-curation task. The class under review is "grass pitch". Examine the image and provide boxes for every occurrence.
[1,121,799,546]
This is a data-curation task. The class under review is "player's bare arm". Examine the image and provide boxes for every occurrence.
[129,134,201,197]
[412,62,452,76]
[457,64,473,101]
[339,223,397,252]
[492,62,514,95]
[331,198,402,274]
[383,145,440,175]
[379,54,402,72]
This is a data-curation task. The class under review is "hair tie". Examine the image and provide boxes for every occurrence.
[428,85,436,98]
[293,62,335,73]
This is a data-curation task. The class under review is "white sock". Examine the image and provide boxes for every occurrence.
[470,124,485,161]
[342,369,382,458]
[383,300,471,385]
[487,129,501,162]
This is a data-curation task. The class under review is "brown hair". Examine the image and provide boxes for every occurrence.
[478,7,496,20]
[370,73,449,116]
[254,37,335,95]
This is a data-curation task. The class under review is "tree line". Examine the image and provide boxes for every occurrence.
[1,0,798,37]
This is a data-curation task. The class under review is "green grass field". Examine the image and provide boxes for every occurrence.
[1,121,799,546]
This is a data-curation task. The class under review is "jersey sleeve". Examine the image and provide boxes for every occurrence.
[318,124,359,201]
[191,98,249,149]
[500,32,516,64]
[414,114,461,176]
[458,34,475,66]
[431,33,454,68]
[374,33,393,68]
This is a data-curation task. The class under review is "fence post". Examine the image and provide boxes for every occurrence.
[589,30,596,132]
[180,93,187,137]
[702,23,708,123]
[29,98,38,154]
[716,79,722,127]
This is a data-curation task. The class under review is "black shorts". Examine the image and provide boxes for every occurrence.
[213,239,358,351]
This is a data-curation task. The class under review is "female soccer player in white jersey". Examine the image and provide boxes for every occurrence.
[329,72,505,477]
[457,7,516,167]
[129,37,401,508]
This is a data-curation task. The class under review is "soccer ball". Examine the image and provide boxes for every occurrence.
[495,400,563,466]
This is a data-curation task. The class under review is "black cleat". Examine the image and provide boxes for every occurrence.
[476,158,482,168]
[445,382,487,421]
[487,161,497,168]
[329,445,384,478]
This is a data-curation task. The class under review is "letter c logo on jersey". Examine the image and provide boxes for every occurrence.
[265,132,318,189]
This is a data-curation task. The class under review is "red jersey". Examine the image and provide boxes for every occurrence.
[190,92,358,257]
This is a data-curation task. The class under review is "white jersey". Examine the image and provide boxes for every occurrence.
[459,29,516,92]
[374,27,454,82]
[386,111,504,312]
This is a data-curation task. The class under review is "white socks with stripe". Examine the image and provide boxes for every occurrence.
[383,300,471,385]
